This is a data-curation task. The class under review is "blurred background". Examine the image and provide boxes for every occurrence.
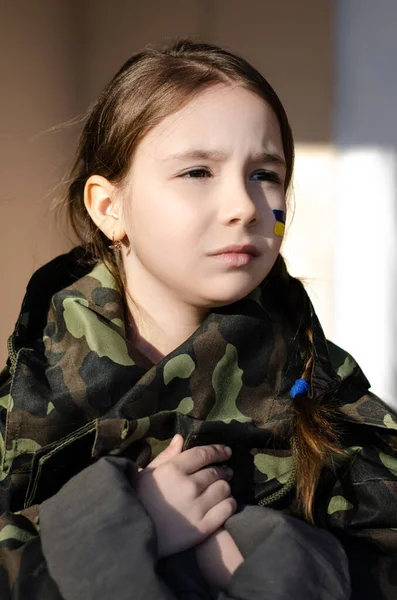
[1,0,397,408]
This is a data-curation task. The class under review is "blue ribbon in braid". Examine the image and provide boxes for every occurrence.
[290,379,309,398]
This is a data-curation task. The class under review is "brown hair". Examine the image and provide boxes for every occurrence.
[66,39,340,521]
[263,256,343,521]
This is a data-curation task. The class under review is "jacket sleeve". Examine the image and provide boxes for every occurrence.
[0,455,178,600]
[158,506,350,600]
[219,506,350,600]
[324,391,397,600]
[0,513,62,600]
[1,365,58,599]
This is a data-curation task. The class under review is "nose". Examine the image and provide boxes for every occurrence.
[218,182,259,227]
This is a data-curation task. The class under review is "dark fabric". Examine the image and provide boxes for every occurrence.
[40,457,173,600]
[158,550,217,600]
[39,456,350,600]
[223,506,350,600]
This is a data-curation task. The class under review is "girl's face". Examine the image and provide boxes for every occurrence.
[122,83,287,308]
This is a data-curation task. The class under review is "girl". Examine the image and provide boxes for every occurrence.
[0,39,396,599]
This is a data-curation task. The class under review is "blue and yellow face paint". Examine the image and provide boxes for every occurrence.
[272,210,286,237]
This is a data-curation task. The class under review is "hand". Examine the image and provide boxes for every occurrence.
[195,528,244,591]
[136,434,237,557]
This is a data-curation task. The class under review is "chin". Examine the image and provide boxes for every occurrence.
[204,284,259,307]
[191,269,269,308]
[223,272,266,300]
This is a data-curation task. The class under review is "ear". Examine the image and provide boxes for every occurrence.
[84,175,126,242]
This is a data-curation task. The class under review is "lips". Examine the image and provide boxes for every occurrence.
[208,244,260,268]
[209,244,260,257]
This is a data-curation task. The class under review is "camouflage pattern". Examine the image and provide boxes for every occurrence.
[1,247,397,597]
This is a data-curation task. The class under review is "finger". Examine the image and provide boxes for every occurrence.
[174,444,232,475]
[201,496,237,536]
[146,434,184,470]
[191,465,233,493]
[199,478,232,514]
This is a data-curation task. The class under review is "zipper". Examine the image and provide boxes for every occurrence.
[257,467,296,507]
[257,432,298,507]
[7,334,18,376]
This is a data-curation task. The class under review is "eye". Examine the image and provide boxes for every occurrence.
[179,168,212,178]
[250,170,282,184]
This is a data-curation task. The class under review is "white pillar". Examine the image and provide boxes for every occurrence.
[334,0,397,408]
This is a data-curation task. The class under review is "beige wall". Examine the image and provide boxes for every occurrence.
[0,0,334,365]
[77,0,333,142]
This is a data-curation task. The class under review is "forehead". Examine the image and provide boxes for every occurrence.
[137,84,284,158]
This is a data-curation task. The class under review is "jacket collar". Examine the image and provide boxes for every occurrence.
[9,246,368,411]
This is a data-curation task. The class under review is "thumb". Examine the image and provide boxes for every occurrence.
[146,434,184,469]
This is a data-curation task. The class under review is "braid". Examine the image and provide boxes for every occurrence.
[264,256,344,522]
[292,331,343,522]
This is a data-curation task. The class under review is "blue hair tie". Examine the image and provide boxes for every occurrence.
[290,378,309,398]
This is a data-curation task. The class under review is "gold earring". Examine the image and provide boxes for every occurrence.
[109,232,122,251]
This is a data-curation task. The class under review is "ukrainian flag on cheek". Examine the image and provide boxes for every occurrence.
[272,210,286,237]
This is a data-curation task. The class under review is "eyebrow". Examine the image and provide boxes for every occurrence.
[162,149,286,167]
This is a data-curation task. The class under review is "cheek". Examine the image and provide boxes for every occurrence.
[264,221,284,266]
[123,190,168,238]
[126,199,196,263]
[266,237,283,265]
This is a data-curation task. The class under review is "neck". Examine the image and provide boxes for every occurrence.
[124,266,208,364]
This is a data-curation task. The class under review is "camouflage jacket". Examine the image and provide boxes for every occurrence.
[1,247,397,598]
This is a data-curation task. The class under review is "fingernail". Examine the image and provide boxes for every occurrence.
[170,435,179,447]
[224,446,232,457]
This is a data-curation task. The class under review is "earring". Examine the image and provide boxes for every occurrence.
[109,232,122,251]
